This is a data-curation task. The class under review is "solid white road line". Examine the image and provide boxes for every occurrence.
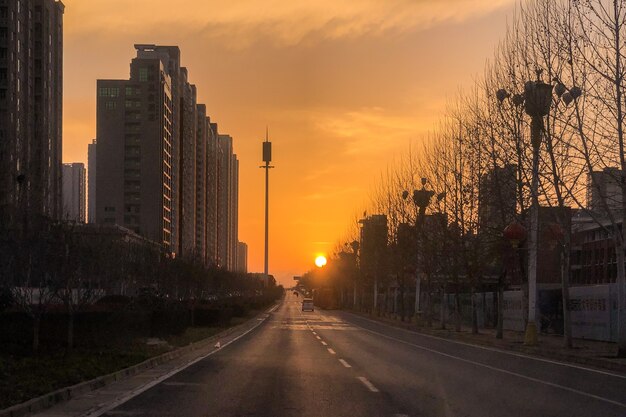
[346,312,626,380]
[327,348,336,355]
[354,324,626,409]
[80,304,277,417]
[321,341,328,346]
[339,359,352,368]
[357,377,380,393]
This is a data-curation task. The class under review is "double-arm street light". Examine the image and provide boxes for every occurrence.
[497,69,581,345]
[403,177,436,318]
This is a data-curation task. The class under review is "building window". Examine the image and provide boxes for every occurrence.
[139,68,148,82]
[99,87,119,98]
[105,101,116,110]
[125,87,133,96]
[104,206,116,212]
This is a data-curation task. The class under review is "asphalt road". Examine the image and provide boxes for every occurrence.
[97,293,626,417]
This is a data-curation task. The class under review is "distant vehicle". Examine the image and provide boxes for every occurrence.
[302,298,314,312]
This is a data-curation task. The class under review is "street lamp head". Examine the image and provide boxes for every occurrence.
[524,80,553,117]
[570,86,582,99]
[554,82,567,98]
[496,88,510,103]
[562,91,573,106]
[413,189,435,209]
[512,93,525,107]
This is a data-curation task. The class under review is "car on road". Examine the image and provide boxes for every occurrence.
[301,298,314,312]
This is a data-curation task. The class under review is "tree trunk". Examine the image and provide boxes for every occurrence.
[67,311,74,350]
[373,277,378,315]
[560,238,573,349]
[497,274,504,339]
[425,277,433,328]
[615,239,626,357]
[415,275,421,320]
[471,287,478,334]
[455,287,461,332]
[440,285,446,330]
[33,315,41,353]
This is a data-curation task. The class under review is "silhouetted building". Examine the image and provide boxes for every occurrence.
[478,164,517,235]
[230,154,239,271]
[217,134,239,270]
[206,121,219,265]
[587,167,623,218]
[0,0,65,227]
[95,44,236,267]
[571,217,621,285]
[237,241,248,273]
[96,46,175,249]
[62,163,86,223]
[88,139,97,223]
[179,71,197,258]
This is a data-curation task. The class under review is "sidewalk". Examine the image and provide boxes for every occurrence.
[0,305,278,417]
[349,310,626,374]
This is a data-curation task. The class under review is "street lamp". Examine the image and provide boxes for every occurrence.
[403,177,436,319]
[497,69,580,345]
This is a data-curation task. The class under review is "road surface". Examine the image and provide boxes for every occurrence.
[47,293,626,416]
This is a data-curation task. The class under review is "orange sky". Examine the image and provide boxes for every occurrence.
[61,0,515,286]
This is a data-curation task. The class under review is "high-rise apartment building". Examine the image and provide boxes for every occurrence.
[96,47,174,248]
[587,167,623,218]
[95,44,238,268]
[0,0,64,227]
[217,134,239,270]
[230,154,239,271]
[179,71,197,258]
[206,121,219,265]
[87,139,97,223]
[236,242,248,273]
[195,105,208,263]
[62,163,86,222]
[478,164,517,235]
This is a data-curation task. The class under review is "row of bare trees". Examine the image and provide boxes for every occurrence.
[0,220,271,352]
[325,0,626,355]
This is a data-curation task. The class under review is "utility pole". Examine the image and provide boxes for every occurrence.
[260,128,274,279]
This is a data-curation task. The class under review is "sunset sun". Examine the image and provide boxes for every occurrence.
[314,255,327,268]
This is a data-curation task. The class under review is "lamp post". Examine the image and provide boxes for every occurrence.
[503,221,527,339]
[498,69,553,345]
[403,177,435,320]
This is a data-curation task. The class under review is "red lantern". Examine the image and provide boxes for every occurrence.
[504,221,527,248]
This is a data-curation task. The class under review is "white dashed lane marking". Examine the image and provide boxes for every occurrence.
[327,348,336,355]
[321,341,327,346]
[357,377,380,393]
[339,359,351,368]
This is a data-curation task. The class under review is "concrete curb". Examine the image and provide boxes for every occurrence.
[348,311,626,374]
[0,305,277,417]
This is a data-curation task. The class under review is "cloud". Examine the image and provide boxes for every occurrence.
[315,107,423,155]
[65,0,514,47]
